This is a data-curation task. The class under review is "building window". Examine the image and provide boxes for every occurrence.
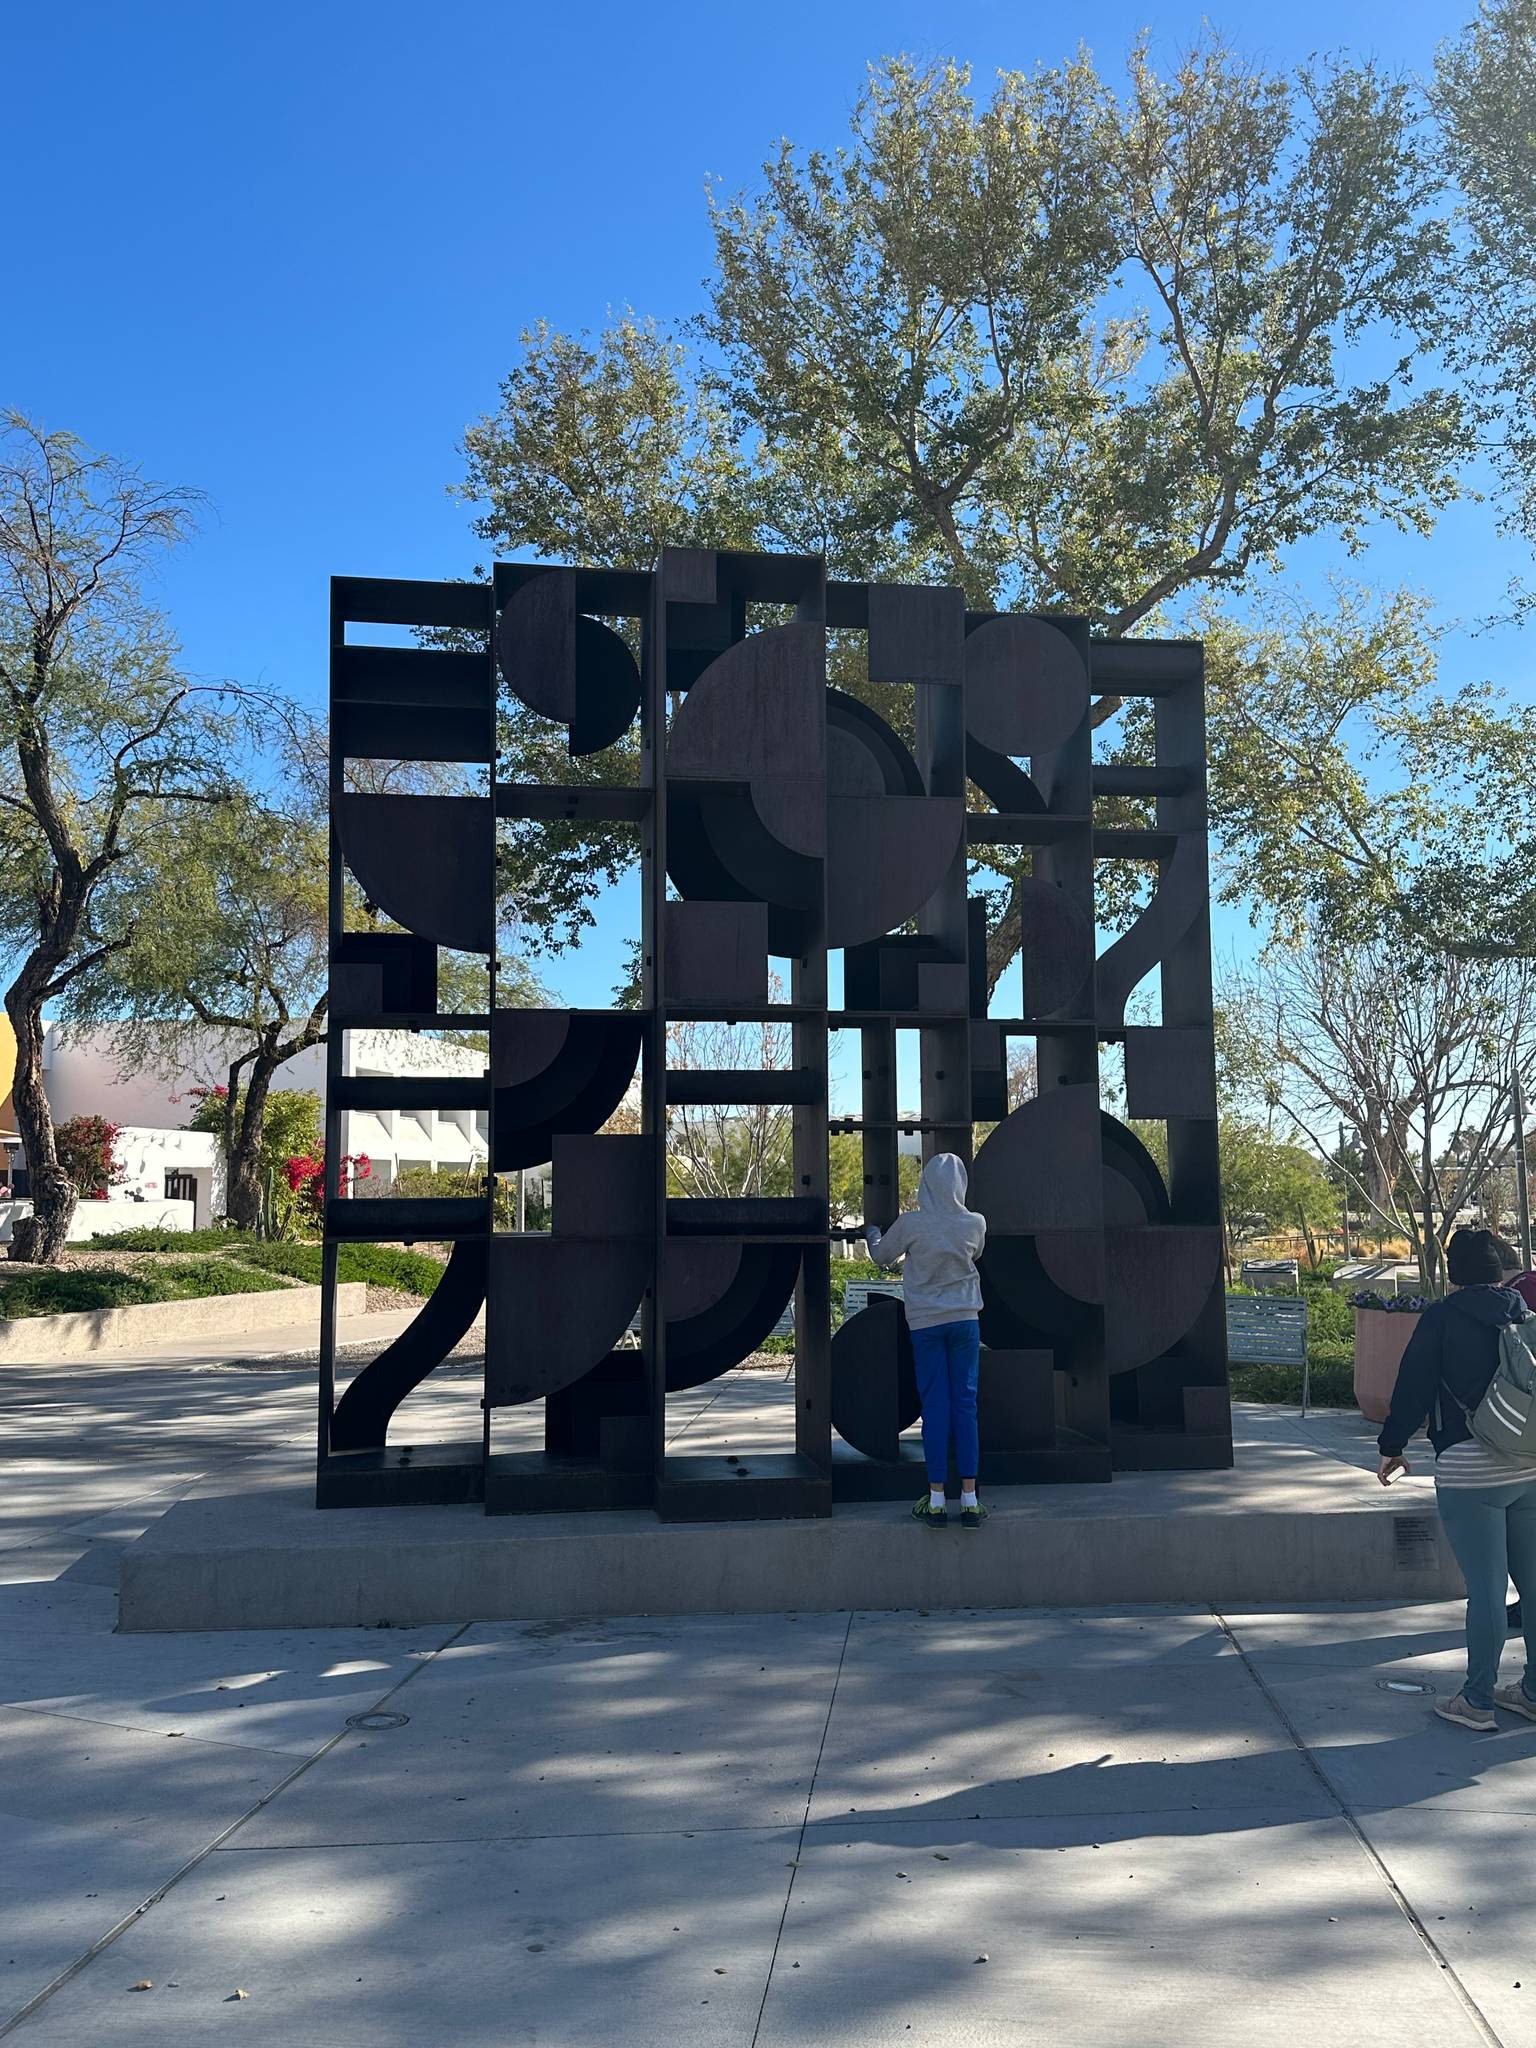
[165,1171,197,1204]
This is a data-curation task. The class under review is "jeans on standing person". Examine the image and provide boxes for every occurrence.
[909,1318,981,1485]
[1435,1477,1536,1708]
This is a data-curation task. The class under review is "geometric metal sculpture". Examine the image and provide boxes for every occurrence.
[317,549,1230,1516]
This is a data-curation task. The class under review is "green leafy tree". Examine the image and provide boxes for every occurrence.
[1217,1120,1339,1273]
[463,37,1464,986]
[828,1132,919,1227]
[89,775,328,1232]
[187,1085,323,1232]
[1436,0,1536,592]
[1132,579,1536,951]
[0,417,235,1261]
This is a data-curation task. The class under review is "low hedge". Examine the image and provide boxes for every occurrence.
[84,1226,256,1253]
[0,1257,288,1319]
[232,1240,446,1297]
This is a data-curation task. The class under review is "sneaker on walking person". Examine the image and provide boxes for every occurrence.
[1435,1691,1497,1731]
[866,1155,987,1531]
[1494,1677,1536,1722]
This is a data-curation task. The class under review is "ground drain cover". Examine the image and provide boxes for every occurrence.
[346,1711,410,1730]
[1376,1679,1435,1695]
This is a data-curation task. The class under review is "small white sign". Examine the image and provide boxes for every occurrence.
[842,1280,903,1324]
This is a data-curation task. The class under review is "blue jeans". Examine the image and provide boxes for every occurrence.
[1435,1477,1536,1707]
[909,1319,980,1486]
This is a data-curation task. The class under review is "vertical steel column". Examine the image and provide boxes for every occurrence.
[317,582,346,1495]
[1037,626,1106,1449]
[643,559,669,1487]
[860,1022,898,1230]
[482,578,499,1485]
[793,570,831,1469]
[915,651,971,1166]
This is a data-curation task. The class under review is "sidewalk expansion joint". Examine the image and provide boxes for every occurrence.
[1212,1606,1506,2048]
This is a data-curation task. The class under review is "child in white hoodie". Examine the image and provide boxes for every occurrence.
[865,1153,988,1529]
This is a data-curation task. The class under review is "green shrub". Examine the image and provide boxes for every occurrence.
[757,1258,893,1355]
[1229,1356,1355,1407]
[232,1240,446,1297]
[86,1226,254,1253]
[0,1257,287,1320]
[157,1258,290,1301]
[391,1166,538,1233]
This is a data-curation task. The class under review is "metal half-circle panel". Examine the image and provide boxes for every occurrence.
[498,574,641,754]
[1015,878,1094,1019]
[665,792,812,959]
[682,787,823,914]
[966,736,1047,813]
[570,615,641,756]
[492,1011,643,1173]
[337,793,493,954]
[826,796,965,950]
[486,1238,650,1406]
[985,1234,1103,1342]
[969,1086,1105,1235]
[826,690,924,798]
[1101,1113,1172,1225]
[664,1239,801,1391]
[831,1296,919,1463]
[668,622,826,788]
[1101,1226,1222,1374]
[492,1009,574,1090]
[963,616,1089,759]
[497,569,576,723]
[329,1241,487,1452]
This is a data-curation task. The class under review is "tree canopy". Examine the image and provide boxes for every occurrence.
[461,35,1467,984]
[0,415,238,1258]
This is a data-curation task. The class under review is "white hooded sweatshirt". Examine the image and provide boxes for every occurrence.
[864,1153,986,1331]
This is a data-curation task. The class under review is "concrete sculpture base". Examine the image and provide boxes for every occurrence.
[119,1409,1462,1630]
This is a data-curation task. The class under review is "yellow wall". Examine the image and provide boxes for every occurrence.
[0,1012,17,1138]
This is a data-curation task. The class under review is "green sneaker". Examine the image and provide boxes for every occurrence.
[912,1496,948,1528]
[961,1500,988,1530]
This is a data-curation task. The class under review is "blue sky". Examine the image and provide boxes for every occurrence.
[7,0,1529,1024]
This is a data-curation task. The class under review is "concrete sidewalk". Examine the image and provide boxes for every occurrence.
[4,1359,1535,2044]
[3,1581,1535,2045]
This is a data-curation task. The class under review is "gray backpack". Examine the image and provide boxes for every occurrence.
[1470,1320,1536,1459]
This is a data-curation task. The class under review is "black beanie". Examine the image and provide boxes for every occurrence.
[1447,1227,1505,1287]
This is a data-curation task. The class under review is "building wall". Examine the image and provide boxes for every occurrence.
[37,1023,491,1209]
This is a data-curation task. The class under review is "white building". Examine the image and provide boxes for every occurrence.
[9,1023,497,1234]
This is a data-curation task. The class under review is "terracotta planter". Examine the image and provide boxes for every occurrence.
[1353,1307,1421,1424]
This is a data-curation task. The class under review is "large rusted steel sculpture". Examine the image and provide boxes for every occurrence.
[318,549,1230,1517]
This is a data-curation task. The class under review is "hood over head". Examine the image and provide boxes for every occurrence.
[1449,1284,1530,1328]
[917,1152,970,1213]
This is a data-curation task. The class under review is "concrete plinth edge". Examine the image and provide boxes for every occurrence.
[118,1484,1464,1631]
[0,1281,367,1362]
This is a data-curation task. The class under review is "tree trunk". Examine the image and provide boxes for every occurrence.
[224,1050,277,1232]
[5,980,76,1263]
[1298,1209,1318,1271]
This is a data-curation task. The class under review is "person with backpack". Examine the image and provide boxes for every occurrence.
[864,1152,988,1530]
[1378,1227,1536,1728]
